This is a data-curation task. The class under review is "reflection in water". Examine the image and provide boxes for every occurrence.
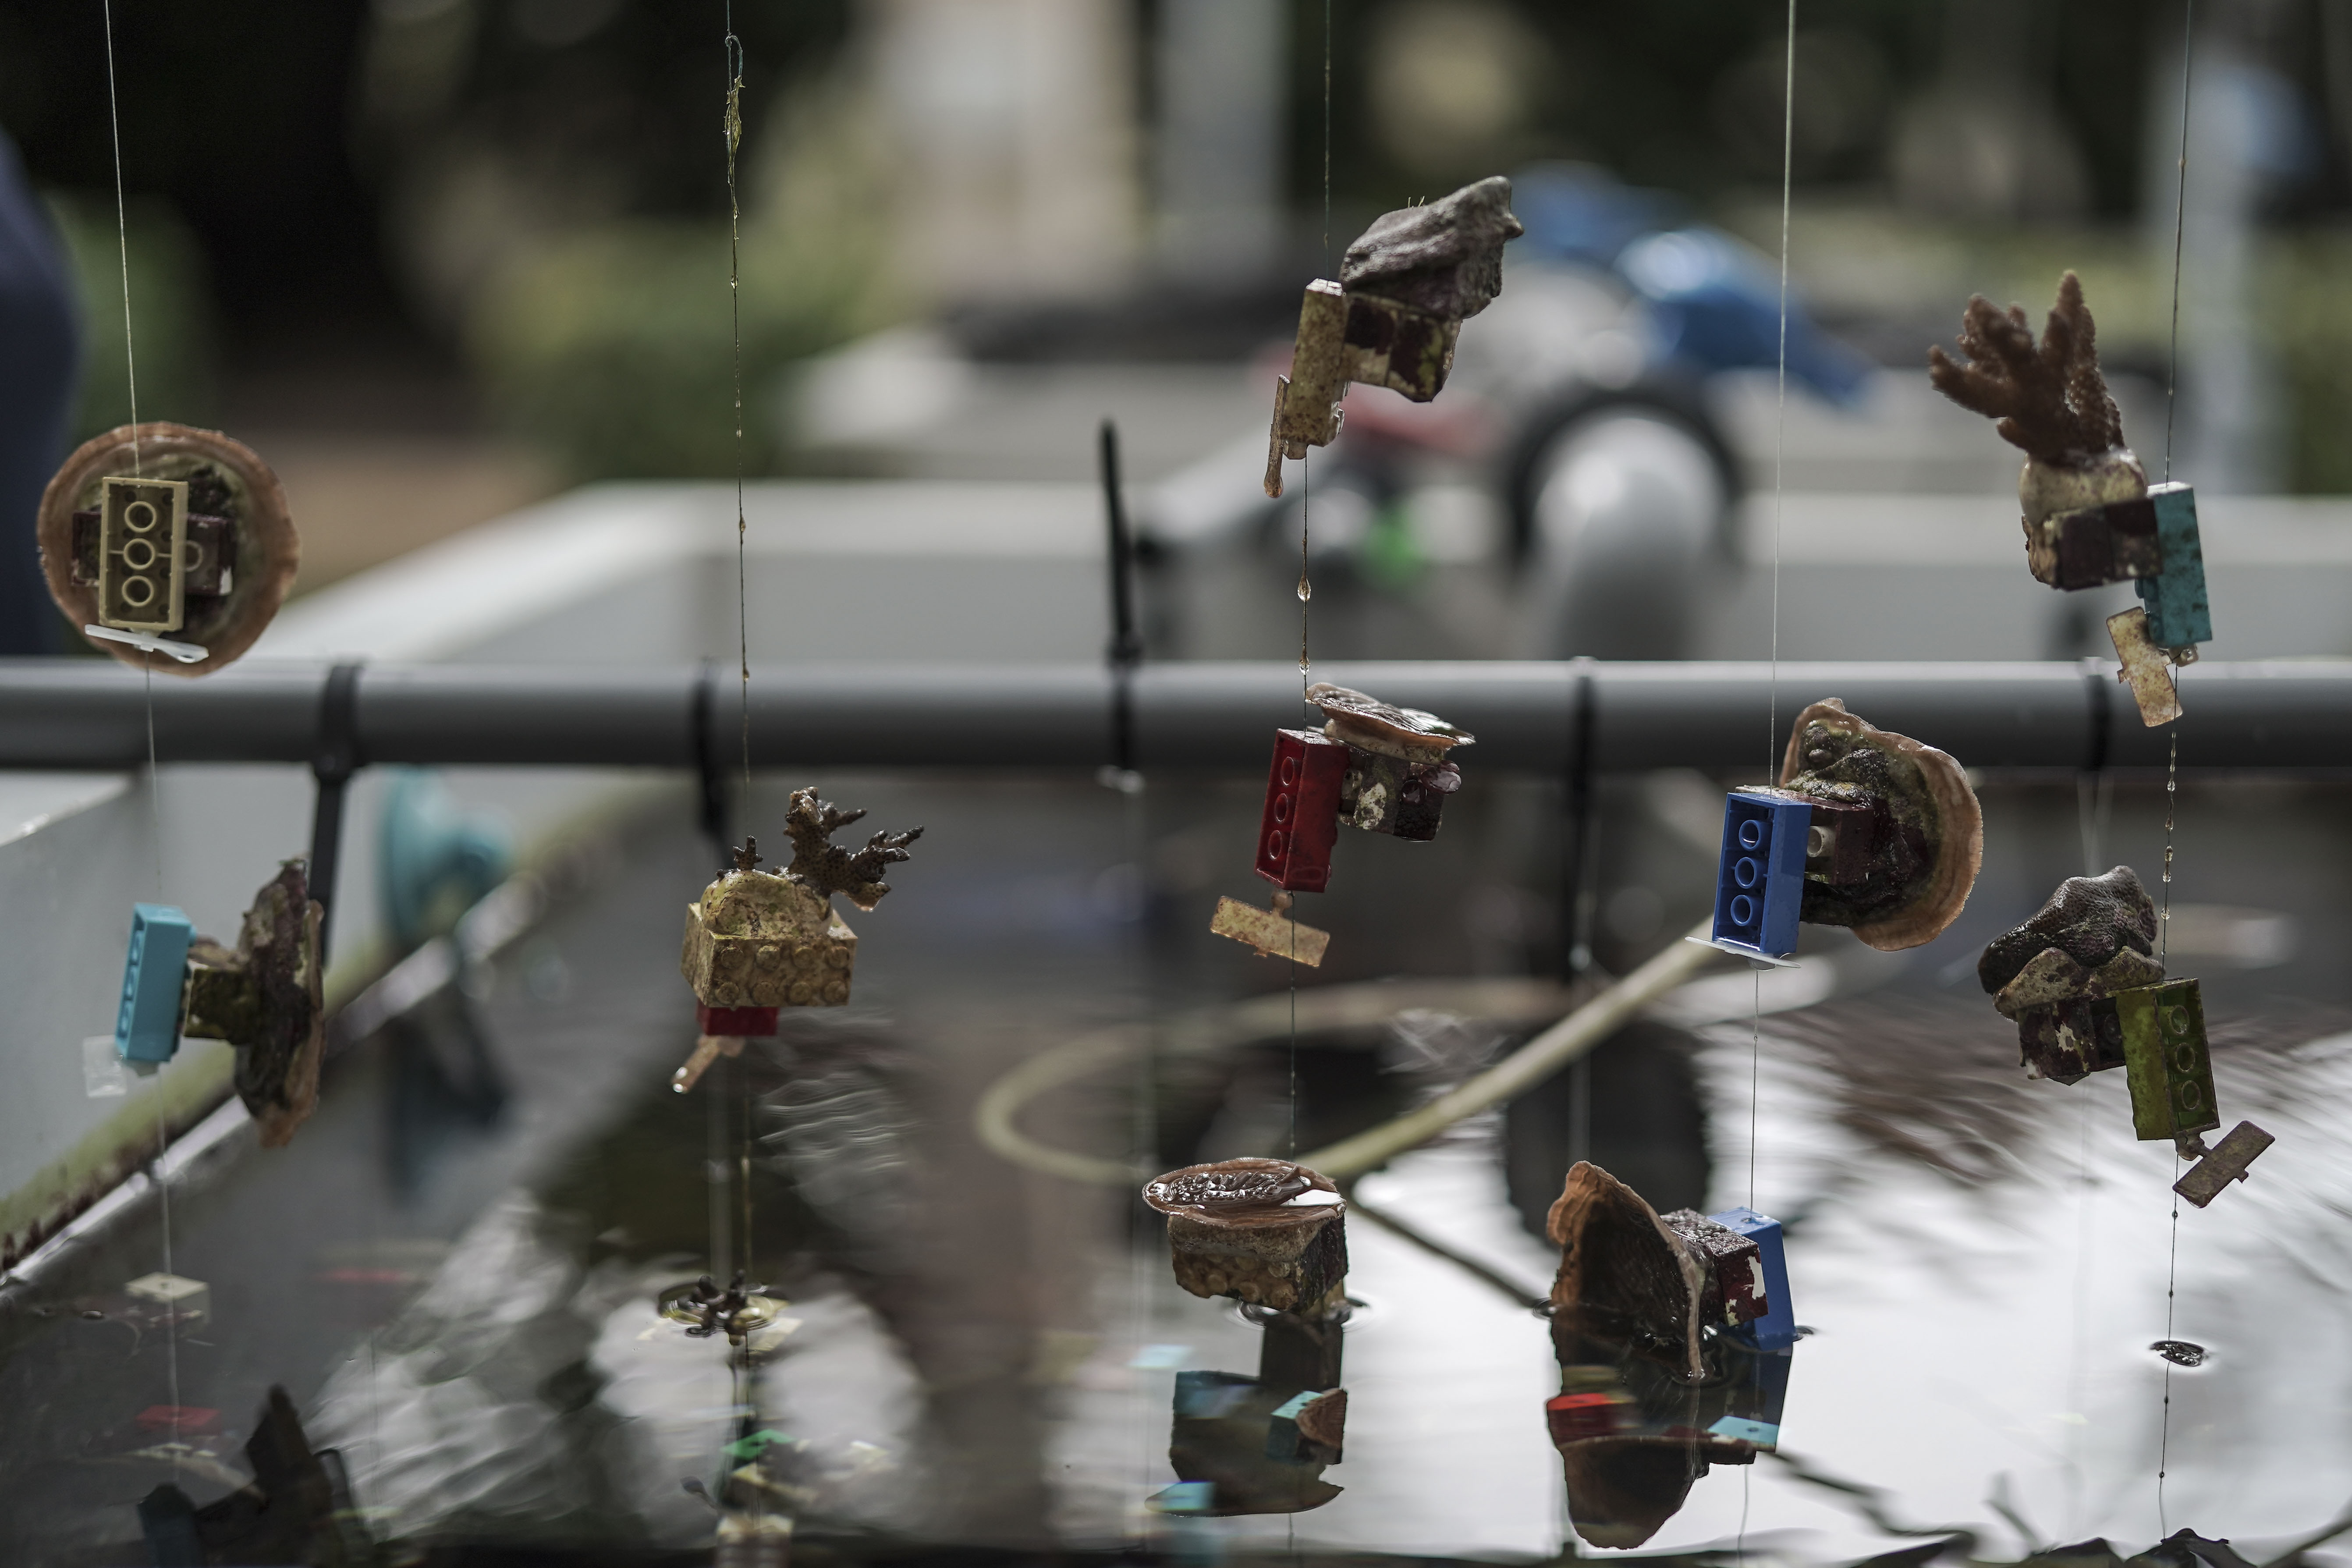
[1550,1326,1795,1548]
[138,1386,372,1565]
[1142,1158,1355,1522]
[383,986,508,1198]
[1158,1307,1351,1517]
[1544,1159,1799,1548]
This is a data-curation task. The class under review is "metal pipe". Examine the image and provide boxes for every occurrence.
[2,657,2349,772]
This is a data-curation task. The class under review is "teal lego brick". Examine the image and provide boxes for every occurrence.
[2134,482,2211,648]
[115,903,192,1064]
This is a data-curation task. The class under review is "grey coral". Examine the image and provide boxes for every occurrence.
[1340,176,1524,319]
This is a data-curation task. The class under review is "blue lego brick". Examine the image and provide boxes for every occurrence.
[1265,1389,1340,1462]
[1710,792,1810,959]
[1174,1370,1257,1419]
[2134,482,2211,649]
[1710,1206,1797,1350]
[1147,1481,1217,1514]
[114,904,192,1064]
[1707,1414,1779,1448]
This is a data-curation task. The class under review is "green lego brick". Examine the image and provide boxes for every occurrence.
[2118,979,2220,1142]
[2133,483,2212,649]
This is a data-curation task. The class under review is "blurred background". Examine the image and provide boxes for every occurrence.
[17,6,2352,1560]
[7,0,2351,604]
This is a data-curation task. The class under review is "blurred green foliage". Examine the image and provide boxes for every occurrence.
[466,219,883,482]
[45,194,219,441]
[465,74,897,482]
[1724,202,2352,493]
[2270,235,2352,494]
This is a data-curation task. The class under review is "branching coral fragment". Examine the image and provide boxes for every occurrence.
[1928,271,2124,464]
[782,787,922,911]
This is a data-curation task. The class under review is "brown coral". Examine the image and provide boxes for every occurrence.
[1928,271,2125,465]
[781,788,922,911]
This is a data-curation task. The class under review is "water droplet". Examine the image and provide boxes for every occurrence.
[1296,576,1313,603]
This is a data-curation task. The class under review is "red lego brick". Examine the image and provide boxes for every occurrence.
[1545,1392,1628,1444]
[697,1004,779,1037]
[1254,728,1347,893]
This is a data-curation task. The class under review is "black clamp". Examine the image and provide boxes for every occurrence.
[306,663,365,964]
[690,658,729,868]
[1101,419,1144,788]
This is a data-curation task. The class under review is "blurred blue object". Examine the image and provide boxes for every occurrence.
[1511,163,1870,406]
[116,903,192,1065]
[380,770,512,952]
[0,132,82,655]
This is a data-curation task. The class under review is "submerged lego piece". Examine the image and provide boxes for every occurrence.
[1706,700,1983,960]
[1979,867,2164,1082]
[38,422,300,675]
[1210,894,1331,967]
[1266,1388,1346,1463]
[1166,1371,1345,1515]
[1546,1389,1635,1443]
[1549,1325,1793,1550]
[681,796,922,1012]
[1146,1480,1219,1514]
[2174,1120,2274,1207]
[1144,1158,1348,1313]
[1264,177,1522,496]
[126,1272,210,1331]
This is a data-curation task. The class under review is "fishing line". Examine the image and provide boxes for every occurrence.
[2155,722,2182,1528]
[103,0,184,1469]
[1737,11,1798,1561]
[718,5,763,1514]
[2163,2,2195,485]
[725,19,750,791]
[1291,445,1310,1159]
[1748,0,1797,1223]
[100,0,139,477]
[2153,0,2193,1516]
[1320,0,1332,259]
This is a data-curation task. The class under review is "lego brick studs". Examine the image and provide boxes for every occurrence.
[675,791,921,1089]
[1212,684,1472,966]
[38,423,300,674]
[1980,866,2274,1204]
[108,862,326,1147]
